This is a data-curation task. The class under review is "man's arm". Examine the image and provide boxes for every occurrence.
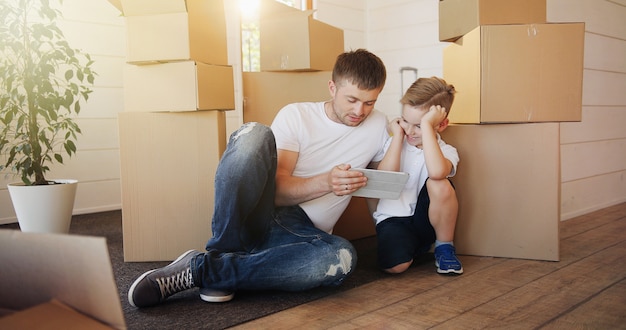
[274,149,367,206]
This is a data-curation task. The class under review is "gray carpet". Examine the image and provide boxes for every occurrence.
[2,211,428,329]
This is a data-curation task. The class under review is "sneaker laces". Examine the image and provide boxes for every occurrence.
[155,267,194,298]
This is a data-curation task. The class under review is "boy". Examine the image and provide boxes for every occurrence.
[374,76,462,275]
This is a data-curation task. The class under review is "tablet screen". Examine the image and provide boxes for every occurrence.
[350,168,409,199]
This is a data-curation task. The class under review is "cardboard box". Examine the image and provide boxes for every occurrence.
[443,123,560,261]
[259,1,344,71]
[443,23,584,124]
[119,111,226,261]
[243,71,331,125]
[109,0,228,65]
[0,300,116,330]
[439,0,546,42]
[0,230,125,329]
[333,197,377,241]
[124,61,235,112]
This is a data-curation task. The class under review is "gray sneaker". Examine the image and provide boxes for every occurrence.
[199,287,235,303]
[128,250,200,308]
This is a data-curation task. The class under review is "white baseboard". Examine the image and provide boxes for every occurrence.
[560,198,626,221]
[0,204,122,225]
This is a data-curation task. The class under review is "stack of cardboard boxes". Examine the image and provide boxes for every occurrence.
[109,0,235,261]
[242,0,343,125]
[439,0,585,261]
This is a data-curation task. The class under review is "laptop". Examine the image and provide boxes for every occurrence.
[0,230,126,329]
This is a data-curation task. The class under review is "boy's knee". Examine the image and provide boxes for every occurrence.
[384,260,412,274]
[427,179,456,201]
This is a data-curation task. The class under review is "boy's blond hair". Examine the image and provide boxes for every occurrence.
[400,77,455,114]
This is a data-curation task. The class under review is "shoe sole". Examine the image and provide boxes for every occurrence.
[435,261,464,275]
[437,267,464,275]
[128,250,197,308]
[199,291,235,303]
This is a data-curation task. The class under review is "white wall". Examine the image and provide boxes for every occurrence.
[1,0,624,224]
[0,0,125,224]
[548,0,626,219]
[365,0,445,119]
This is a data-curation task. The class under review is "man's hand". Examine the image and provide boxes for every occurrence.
[329,164,367,196]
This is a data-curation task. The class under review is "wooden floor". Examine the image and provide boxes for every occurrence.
[233,202,626,329]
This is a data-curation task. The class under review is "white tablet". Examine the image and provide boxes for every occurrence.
[350,168,409,199]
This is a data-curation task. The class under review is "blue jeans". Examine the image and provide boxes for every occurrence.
[191,123,357,292]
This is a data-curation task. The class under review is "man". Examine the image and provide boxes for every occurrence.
[128,49,389,308]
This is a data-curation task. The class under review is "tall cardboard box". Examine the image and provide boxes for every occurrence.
[119,111,226,261]
[259,1,344,71]
[439,0,546,42]
[443,123,560,261]
[443,23,584,124]
[243,71,331,125]
[109,0,228,65]
[124,61,235,112]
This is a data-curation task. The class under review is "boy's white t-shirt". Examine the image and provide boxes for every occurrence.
[271,102,389,233]
[373,135,459,225]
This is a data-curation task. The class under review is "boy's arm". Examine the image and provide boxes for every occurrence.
[377,118,404,172]
[421,106,453,179]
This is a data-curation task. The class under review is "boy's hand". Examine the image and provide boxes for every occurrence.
[421,105,447,129]
[388,117,405,137]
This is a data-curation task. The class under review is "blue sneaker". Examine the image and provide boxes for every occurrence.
[434,244,463,275]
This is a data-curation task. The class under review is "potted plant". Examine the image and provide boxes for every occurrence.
[0,0,96,233]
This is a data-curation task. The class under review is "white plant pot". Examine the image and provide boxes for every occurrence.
[7,179,78,234]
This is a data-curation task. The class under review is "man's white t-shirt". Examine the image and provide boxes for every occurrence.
[271,102,388,233]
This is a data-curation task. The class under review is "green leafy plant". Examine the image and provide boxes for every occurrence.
[0,0,96,185]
